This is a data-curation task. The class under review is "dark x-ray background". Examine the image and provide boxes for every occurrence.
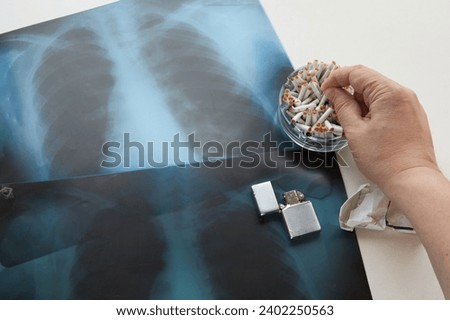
[0,0,371,299]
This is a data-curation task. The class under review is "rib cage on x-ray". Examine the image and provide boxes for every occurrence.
[0,0,291,183]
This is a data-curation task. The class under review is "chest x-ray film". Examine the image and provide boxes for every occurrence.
[0,0,291,183]
[0,0,371,299]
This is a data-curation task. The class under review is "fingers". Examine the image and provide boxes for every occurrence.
[323,87,363,129]
[321,65,384,96]
[354,91,370,117]
[321,66,356,89]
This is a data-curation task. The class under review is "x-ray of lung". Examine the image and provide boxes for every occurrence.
[0,0,291,183]
[0,0,371,299]
[0,152,371,299]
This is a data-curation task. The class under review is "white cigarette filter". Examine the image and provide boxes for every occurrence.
[296,123,311,133]
[288,90,299,98]
[300,97,313,105]
[292,105,310,113]
[319,94,327,107]
[310,81,322,99]
[298,84,307,100]
[315,107,334,125]
[291,112,303,124]
[319,68,330,84]
[316,63,325,80]
[281,60,344,137]
[304,87,313,99]
[331,123,343,136]
[305,111,312,126]
[311,109,318,124]
[324,120,333,131]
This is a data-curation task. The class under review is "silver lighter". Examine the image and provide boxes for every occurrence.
[251,181,321,240]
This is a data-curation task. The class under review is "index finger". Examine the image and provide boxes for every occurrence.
[321,65,384,94]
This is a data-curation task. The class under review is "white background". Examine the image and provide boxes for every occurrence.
[1,0,449,299]
[0,0,117,34]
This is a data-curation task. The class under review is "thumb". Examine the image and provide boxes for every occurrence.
[324,87,363,129]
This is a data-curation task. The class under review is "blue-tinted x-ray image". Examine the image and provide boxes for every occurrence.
[0,0,291,183]
[0,0,371,299]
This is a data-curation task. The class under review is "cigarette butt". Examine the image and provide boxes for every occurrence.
[288,97,295,106]
[300,101,318,110]
[302,67,308,79]
[319,68,331,84]
[296,123,312,133]
[304,87,313,99]
[315,104,326,112]
[295,80,307,91]
[305,111,312,126]
[324,120,333,131]
[310,81,322,99]
[296,116,305,124]
[292,105,311,113]
[344,85,354,95]
[319,94,327,106]
[291,112,303,124]
[328,60,337,71]
[311,109,318,124]
[316,107,334,125]
[331,123,343,135]
[298,84,307,100]
[300,97,313,105]
[286,109,296,118]
[292,77,304,88]
[316,62,325,80]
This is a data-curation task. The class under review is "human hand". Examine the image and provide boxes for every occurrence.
[321,65,439,188]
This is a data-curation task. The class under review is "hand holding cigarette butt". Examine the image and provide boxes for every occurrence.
[322,65,450,298]
[321,65,438,188]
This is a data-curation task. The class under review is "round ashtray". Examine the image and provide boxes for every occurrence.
[278,61,347,153]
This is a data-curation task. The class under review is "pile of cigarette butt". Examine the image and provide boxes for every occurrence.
[281,60,343,138]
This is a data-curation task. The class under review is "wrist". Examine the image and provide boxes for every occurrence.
[380,166,444,205]
[375,149,440,192]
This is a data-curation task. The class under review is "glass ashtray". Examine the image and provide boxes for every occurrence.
[277,65,348,153]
